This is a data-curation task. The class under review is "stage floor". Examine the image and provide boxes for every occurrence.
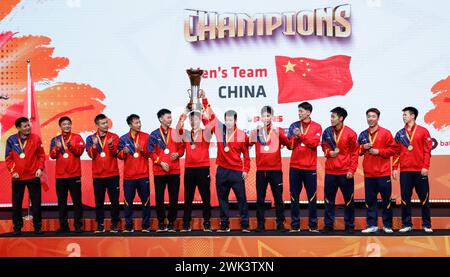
[1,230,450,257]
[1,206,450,232]
[1,207,450,257]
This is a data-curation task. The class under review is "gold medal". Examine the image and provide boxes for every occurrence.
[96,132,108,159]
[190,130,199,150]
[333,126,345,155]
[159,127,171,156]
[224,128,236,154]
[262,128,272,152]
[60,134,72,160]
[17,134,28,160]
[130,131,141,159]
[405,124,417,152]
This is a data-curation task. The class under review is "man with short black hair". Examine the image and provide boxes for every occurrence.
[50,116,86,233]
[176,100,213,232]
[118,114,151,233]
[203,91,251,233]
[249,105,294,232]
[321,107,358,234]
[6,117,45,235]
[287,101,322,233]
[148,109,185,232]
[393,106,433,233]
[86,114,121,233]
[358,108,397,234]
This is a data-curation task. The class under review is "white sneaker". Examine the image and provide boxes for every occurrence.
[382,226,394,233]
[361,226,379,234]
[399,226,413,233]
[424,227,433,233]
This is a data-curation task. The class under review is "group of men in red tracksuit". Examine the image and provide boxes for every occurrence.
[5,92,433,234]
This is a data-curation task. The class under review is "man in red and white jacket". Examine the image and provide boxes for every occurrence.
[203,91,251,233]
[248,105,295,232]
[287,101,322,233]
[148,109,185,232]
[358,108,398,234]
[176,100,212,232]
[393,106,433,233]
[321,107,358,234]
[86,114,120,233]
[49,116,85,233]
[117,114,151,233]
[5,117,45,235]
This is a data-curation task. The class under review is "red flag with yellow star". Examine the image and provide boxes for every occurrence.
[275,55,353,103]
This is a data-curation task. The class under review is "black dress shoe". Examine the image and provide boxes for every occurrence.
[322,226,334,234]
[58,227,70,233]
[255,224,265,232]
[75,226,83,234]
[34,228,44,235]
[345,226,354,234]
[276,223,287,232]
[12,230,22,236]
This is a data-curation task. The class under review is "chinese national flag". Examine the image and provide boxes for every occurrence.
[24,60,49,192]
[275,55,353,103]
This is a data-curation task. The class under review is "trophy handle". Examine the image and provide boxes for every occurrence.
[187,88,192,100]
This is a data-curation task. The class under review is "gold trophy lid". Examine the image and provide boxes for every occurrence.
[186,68,204,86]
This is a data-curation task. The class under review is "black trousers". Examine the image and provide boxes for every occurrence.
[154,174,180,224]
[256,170,285,225]
[400,171,431,228]
[56,177,83,228]
[12,178,42,230]
[216,166,249,228]
[93,176,120,226]
[183,167,211,227]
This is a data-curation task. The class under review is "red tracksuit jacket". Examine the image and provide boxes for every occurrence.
[358,126,398,177]
[176,113,211,168]
[86,131,120,178]
[50,132,85,178]
[288,120,323,170]
[5,133,45,181]
[148,127,185,175]
[321,125,359,175]
[117,131,151,180]
[393,123,432,172]
[248,125,294,171]
[205,98,250,173]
